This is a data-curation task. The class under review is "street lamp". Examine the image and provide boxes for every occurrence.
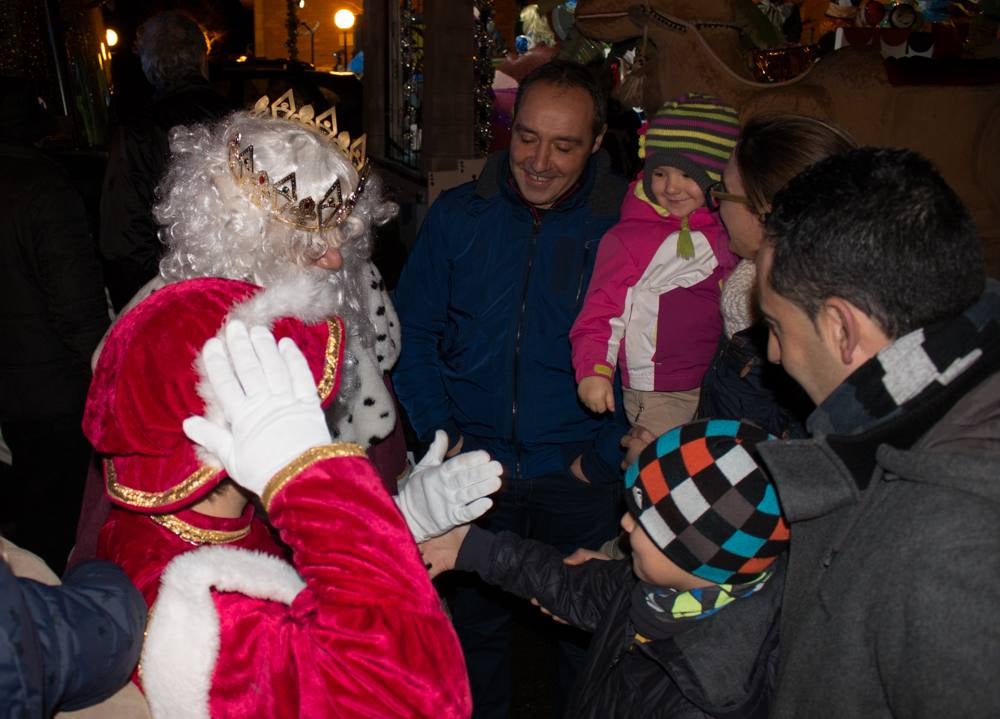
[333,9,355,71]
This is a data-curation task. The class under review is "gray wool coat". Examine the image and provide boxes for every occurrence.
[759,367,1000,718]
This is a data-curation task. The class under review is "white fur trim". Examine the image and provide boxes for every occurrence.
[141,546,306,719]
[227,274,338,327]
[364,262,401,370]
[192,276,340,467]
[331,335,395,447]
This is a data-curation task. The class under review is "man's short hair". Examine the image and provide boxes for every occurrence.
[765,148,984,338]
[513,59,606,140]
[137,11,209,90]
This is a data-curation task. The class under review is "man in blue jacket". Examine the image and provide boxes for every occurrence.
[393,60,629,717]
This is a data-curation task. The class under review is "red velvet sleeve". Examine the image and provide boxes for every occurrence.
[209,445,471,718]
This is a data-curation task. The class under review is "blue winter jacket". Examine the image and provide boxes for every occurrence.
[393,149,630,484]
[0,559,146,718]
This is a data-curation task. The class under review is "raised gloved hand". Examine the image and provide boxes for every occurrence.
[396,430,503,543]
[182,321,332,497]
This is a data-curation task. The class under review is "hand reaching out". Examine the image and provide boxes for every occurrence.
[395,431,503,543]
[419,524,471,579]
[562,547,612,566]
[620,424,657,470]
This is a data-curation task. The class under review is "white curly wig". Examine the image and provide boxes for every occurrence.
[156,110,397,350]
[155,111,398,423]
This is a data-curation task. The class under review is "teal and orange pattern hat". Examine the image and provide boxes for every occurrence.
[624,419,789,585]
[640,94,740,198]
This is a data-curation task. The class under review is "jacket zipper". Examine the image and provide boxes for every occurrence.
[511,211,542,481]
[575,239,593,308]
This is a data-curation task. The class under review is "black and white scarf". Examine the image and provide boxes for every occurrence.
[809,280,1000,439]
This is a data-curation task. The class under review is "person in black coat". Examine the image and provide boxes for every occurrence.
[99,10,233,310]
[422,419,789,719]
[0,77,110,573]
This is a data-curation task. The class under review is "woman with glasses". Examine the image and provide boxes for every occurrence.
[697,115,857,438]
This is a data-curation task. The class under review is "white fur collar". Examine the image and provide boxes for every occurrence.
[141,546,305,719]
[193,276,340,468]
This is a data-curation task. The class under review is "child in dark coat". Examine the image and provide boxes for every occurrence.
[422,419,789,718]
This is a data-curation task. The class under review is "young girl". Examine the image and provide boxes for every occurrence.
[571,94,739,436]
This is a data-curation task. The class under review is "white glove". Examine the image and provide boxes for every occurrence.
[182,321,332,496]
[395,430,502,543]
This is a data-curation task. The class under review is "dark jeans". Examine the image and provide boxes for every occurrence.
[0,415,91,574]
[447,470,622,719]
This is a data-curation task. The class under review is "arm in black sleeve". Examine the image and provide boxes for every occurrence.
[456,525,633,633]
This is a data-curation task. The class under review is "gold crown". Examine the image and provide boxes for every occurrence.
[227,91,370,232]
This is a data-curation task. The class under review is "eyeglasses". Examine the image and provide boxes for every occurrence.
[707,181,752,212]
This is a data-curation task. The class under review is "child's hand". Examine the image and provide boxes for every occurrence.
[621,424,657,469]
[530,597,569,625]
[578,376,615,413]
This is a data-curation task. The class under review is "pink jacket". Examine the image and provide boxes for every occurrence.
[570,181,737,392]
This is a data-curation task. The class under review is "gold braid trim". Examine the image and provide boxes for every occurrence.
[261,443,366,510]
[105,459,222,510]
[316,318,342,403]
[149,513,252,546]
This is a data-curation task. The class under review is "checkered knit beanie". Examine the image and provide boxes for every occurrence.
[624,419,789,585]
[641,94,740,198]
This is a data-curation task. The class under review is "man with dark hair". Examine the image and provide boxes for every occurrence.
[511,58,607,141]
[754,147,1000,717]
[99,10,232,310]
[393,59,629,716]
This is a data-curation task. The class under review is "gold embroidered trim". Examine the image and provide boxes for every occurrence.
[261,443,365,509]
[105,459,222,510]
[149,513,252,546]
[316,318,342,402]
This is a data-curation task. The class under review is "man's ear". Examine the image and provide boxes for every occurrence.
[820,297,890,367]
[590,123,608,154]
[819,298,861,366]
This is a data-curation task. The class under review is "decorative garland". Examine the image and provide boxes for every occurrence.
[473,0,496,156]
[399,0,423,164]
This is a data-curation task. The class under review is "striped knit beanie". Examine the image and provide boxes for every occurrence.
[641,94,740,199]
[624,419,789,585]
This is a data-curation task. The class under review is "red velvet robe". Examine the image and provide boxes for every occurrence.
[97,447,471,718]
